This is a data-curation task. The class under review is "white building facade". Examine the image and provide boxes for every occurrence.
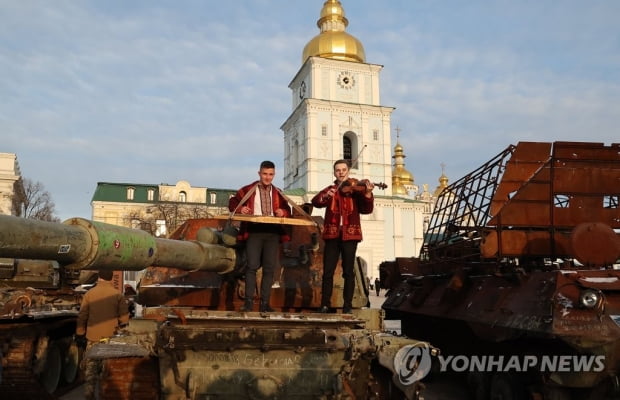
[0,153,22,216]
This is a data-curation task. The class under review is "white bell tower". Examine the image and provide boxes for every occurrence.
[281,0,394,195]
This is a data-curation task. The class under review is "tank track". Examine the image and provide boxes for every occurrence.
[0,331,56,399]
[0,318,79,400]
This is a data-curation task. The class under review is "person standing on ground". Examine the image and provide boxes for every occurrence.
[375,277,381,296]
[75,270,129,400]
[229,160,292,312]
[311,159,375,314]
[124,284,137,318]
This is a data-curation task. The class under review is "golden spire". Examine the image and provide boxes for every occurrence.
[433,163,449,197]
[302,0,366,63]
[391,126,415,195]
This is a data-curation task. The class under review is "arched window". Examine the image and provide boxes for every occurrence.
[293,138,299,177]
[179,191,187,202]
[342,131,359,168]
[147,189,155,201]
[343,136,352,161]
[126,187,135,201]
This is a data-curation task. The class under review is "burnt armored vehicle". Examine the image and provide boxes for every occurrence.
[0,256,83,398]
[0,213,436,399]
[381,141,620,400]
[0,215,234,398]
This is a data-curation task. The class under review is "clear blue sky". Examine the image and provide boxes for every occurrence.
[2,1,619,221]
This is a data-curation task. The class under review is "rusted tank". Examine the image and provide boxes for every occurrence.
[381,141,620,400]
[0,215,235,398]
[0,213,437,399]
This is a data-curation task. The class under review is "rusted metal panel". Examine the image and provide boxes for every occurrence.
[489,142,550,216]
[549,267,620,386]
[100,357,160,400]
[553,141,620,160]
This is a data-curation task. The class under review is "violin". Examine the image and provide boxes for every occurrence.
[339,178,388,194]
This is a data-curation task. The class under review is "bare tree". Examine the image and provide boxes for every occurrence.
[126,203,213,237]
[12,178,60,221]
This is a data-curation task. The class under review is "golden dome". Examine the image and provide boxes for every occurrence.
[392,141,414,187]
[302,0,366,63]
[433,173,449,197]
[393,166,414,185]
[392,176,408,195]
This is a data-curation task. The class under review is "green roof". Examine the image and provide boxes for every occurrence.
[92,182,159,203]
[91,182,237,207]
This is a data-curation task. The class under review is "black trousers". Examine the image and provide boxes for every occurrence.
[321,238,358,308]
[244,231,280,306]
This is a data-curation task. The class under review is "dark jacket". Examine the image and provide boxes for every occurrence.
[76,280,129,342]
[311,181,374,241]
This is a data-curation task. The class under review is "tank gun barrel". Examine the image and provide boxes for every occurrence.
[0,215,234,273]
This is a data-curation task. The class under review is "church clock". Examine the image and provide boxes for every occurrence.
[337,71,355,90]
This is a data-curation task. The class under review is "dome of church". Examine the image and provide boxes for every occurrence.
[302,0,366,63]
[433,173,449,197]
[393,166,414,185]
[392,176,408,195]
[392,141,414,188]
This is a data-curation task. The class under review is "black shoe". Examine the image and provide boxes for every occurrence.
[240,301,253,312]
[342,307,352,314]
[259,304,275,312]
[318,306,330,313]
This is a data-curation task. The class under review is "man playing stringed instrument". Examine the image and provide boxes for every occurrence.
[311,159,375,314]
[229,160,292,312]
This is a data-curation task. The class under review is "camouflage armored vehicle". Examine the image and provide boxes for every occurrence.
[0,213,437,399]
[381,141,620,400]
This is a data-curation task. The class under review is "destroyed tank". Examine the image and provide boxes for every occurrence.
[0,213,437,400]
[0,215,234,399]
[381,141,620,400]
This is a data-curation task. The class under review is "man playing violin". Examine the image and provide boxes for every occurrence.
[311,159,375,314]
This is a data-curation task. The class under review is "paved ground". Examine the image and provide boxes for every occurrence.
[61,291,467,400]
[58,384,83,400]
